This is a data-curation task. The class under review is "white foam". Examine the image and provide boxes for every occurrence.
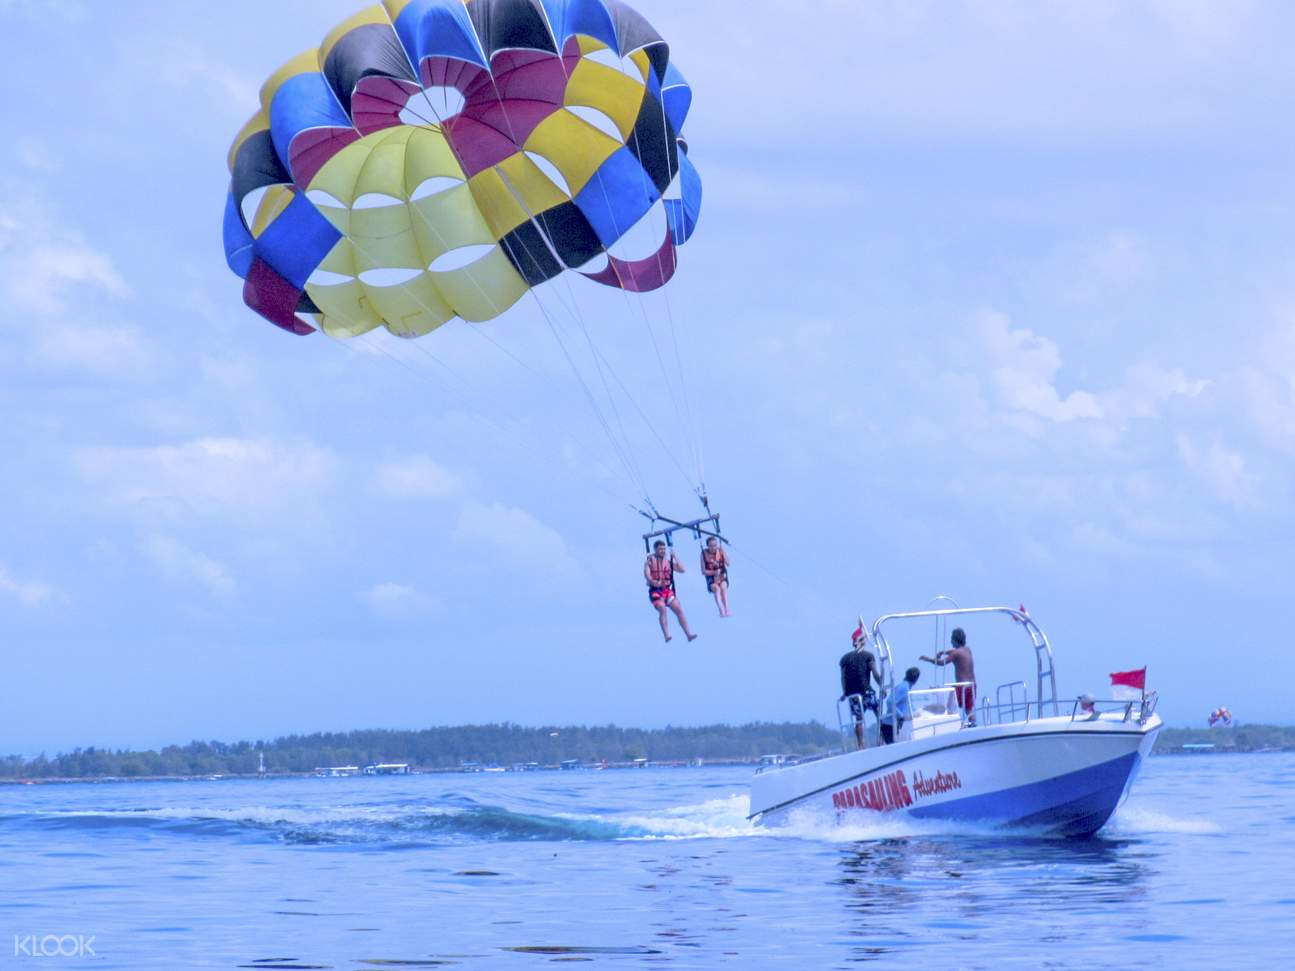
[557,794,756,841]
[1107,804,1221,836]
[568,794,1017,843]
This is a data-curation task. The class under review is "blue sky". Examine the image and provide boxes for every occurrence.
[2,1,1292,753]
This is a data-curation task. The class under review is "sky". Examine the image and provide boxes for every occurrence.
[2,0,1293,753]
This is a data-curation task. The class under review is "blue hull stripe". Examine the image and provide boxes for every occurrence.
[908,750,1141,836]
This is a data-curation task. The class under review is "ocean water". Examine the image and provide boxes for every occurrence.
[1,753,1290,970]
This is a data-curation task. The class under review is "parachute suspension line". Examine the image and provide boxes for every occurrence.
[392,58,695,512]
[487,166,657,508]
[624,121,705,495]
[567,90,701,495]
[525,253,656,507]
[409,75,659,509]
[332,213,643,506]
[330,331,632,508]
[540,44,706,501]
[503,233,695,494]
[580,338,697,491]
[723,541,797,591]
[584,52,703,491]
[399,86,656,505]
[541,256,696,495]
[651,82,707,495]
[468,81,688,517]
[473,72,649,499]
[584,164,701,493]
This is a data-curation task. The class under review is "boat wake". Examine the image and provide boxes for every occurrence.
[0,793,1215,847]
[1105,803,1221,836]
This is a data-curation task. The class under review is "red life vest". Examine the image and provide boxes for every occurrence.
[702,547,727,577]
[647,553,674,589]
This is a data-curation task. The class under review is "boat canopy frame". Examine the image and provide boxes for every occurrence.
[869,605,1059,723]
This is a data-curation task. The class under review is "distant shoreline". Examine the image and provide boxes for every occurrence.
[4,722,1289,783]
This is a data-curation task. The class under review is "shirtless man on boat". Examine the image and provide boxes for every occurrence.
[921,627,977,725]
[644,540,697,643]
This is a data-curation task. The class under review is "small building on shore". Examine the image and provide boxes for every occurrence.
[363,763,411,775]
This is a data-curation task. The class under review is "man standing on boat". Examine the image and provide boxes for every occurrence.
[921,627,977,725]
[881,667,921,744]
[645,540,697,643]
[839,625,883,749]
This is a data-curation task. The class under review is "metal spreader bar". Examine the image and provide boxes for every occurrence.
[641,512,725,552]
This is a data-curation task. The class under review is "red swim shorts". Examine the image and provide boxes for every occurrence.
[649,586,676,606]
[955,683,976,714]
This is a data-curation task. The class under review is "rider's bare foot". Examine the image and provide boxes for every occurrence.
[664,635,672,643]
[687,633,698,642]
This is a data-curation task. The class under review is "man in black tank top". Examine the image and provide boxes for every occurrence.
[840,625,883,749]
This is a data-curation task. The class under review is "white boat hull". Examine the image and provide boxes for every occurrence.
[750,714,1161,837]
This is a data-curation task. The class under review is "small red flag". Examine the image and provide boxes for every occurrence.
[1110,668,1147,690]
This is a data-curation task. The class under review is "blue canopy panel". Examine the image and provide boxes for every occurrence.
[223,190,255,277]
[573,146,659,248]
[251,193,341,291]
[393,0,488,70]
[539,0,619,53]
[268,71,356,185]
[665,150,700,244]
[661,62,691,132]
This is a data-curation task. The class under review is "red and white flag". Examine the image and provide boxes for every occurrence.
[1110,667,1147,701]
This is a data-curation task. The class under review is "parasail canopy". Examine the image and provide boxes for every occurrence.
[223,0,702,339]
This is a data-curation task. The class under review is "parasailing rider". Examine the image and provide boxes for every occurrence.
[701,535,731,617]
[645,540,697,643]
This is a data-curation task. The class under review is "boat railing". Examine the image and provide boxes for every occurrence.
[976,693,1159,727]
[831,680,1159,756]
[996,680,1028,722]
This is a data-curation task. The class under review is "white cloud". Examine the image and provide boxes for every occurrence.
[0,564,65,607]
[453,501,578,576]
[358,582,440,617]
[1089,232,1147,284]
[75,437,336,520]
[974,312,1208,431]
[375,454,460,500]
[978,311,1105,423]
[1106,362,1209,422]
[1175,434,1254,506]
[1238,315,1295,451]
[26,323,156,377]
[141,535,235,597]
[16,136,59,173]
[3,242,130,315]
[0,0,86,20]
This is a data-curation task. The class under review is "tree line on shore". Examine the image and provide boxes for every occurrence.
[1,722,840,779]
[4,722,1291,780]
[1156,724,1295,752]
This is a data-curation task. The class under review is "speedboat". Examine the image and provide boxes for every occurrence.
[749,605,1160,837]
